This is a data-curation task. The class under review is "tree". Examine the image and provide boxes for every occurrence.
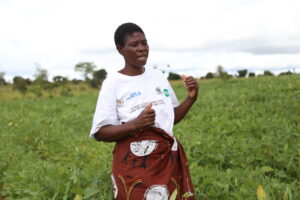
[25,78,32,85]
[13,76,28,94]
[279,71,293,76]
[263,70,274,76]
[205,72,214,79]
[93,69,107,81]
[168,72,181,80]
[0,72,6,86]
[237,69,248,78]
[216,65,225,77]
[33,67,49,84]
[71,79,82,84]
[90,69,107,88]
[75,62,96,80]
[216,65,231,79]
[249,72,255,77]
[53,76,68,86]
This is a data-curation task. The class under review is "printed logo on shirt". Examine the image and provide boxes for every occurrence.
[156,87,162,95]
[130,99,166,114]
[163,89,170,97]
[117,99,124,105]
[126,91,141,100]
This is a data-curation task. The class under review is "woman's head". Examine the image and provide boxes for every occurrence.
[115,23,149,69]
[114,22,145,47]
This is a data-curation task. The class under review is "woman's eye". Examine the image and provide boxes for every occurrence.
[130,43,138,47]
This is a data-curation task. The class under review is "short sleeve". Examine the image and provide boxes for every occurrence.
[89,78,118,138]
[166,80,179,107]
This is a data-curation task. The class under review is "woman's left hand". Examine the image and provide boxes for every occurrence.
[181,75,199,100]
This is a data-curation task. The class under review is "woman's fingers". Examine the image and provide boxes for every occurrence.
[186,81,198,87]
[184,77,197,83]
[144,103,152,111]
[134,106,157,130]
[139,108,156,126]
[185,82,198,89]
[143,113,156,119]
[187,84,197,90]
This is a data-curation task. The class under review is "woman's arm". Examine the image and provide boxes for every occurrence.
[174,75,199,124]
[94,104,155,142]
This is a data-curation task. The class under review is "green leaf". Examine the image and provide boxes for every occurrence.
[83,188,98,199]
[257,185,266,200]
[261,166,273,173]
[74,194,82,200]
[170,188,178,200]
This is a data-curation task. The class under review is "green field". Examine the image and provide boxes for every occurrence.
[0,75,299,199]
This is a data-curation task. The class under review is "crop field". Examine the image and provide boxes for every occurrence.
[0,75,299,199]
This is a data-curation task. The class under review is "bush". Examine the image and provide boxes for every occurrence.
[249,72,255,77]
[53,76,68,86]
[72,79,82,84]
[237,69,248,78]
[279,71,293,76]
[0,72,7,86]
[29,85,43,98]
[90,69,107,88]
[263,70,274,76]
[60,86,73,96]
[168,72,181,80]
[205,72,215,79]
[13,76,28,95]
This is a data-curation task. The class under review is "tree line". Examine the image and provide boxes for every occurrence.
[0,62,107,96]
[167,65,295,80]
[0,63,296,95]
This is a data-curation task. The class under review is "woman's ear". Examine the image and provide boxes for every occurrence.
[116,45,123,55]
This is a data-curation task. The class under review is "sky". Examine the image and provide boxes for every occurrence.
[1,0,300,81]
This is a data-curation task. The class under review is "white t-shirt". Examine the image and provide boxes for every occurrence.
[89,67,179,138]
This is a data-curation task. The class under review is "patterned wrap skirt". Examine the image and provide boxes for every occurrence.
[111,127,195,200]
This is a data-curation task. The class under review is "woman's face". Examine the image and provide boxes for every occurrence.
[118,32,149,68]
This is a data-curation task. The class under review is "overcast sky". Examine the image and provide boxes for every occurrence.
[1,0,300,81]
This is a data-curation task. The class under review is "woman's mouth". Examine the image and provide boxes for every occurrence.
[137,55,148,61]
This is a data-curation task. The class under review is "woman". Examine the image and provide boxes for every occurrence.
[90,22,198,200]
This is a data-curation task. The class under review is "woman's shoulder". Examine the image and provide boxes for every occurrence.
[146,67,165,78]
[102,70,132,88]
[101,72,118,88]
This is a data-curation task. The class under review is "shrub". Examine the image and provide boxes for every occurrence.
[13,76,28,95]
[279,71,293,76]
[53,76,68,86]
[237,69,248,78]
[263,70,274,76]
[168,72,181,80]
[249,72,255,77]
[205,72,215,79]
[90,69,107,88]
[29,85,43,98]
[60,86,73,96]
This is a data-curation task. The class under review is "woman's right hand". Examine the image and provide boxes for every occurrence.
[95,103,155,142]
[131,103,156,130]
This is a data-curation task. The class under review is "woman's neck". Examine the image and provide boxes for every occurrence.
[118,66,145,76]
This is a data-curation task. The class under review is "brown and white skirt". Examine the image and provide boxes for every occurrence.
[111,128,195,200]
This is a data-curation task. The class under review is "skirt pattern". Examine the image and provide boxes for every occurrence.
[111,128,195,200]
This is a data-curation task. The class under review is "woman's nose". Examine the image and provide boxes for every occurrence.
[137,43,148,51]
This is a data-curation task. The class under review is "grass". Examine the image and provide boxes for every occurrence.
[0,75,299,199]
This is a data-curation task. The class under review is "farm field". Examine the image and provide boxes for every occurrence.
[0,75,299,199]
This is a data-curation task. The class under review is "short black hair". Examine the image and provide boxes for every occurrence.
[114,22,145,47]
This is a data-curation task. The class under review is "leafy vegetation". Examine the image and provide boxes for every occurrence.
[168,72,181,80]
[237,69,248,78]
[0,75,299,199]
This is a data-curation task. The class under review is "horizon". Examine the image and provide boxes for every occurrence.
[1,64,298,83]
